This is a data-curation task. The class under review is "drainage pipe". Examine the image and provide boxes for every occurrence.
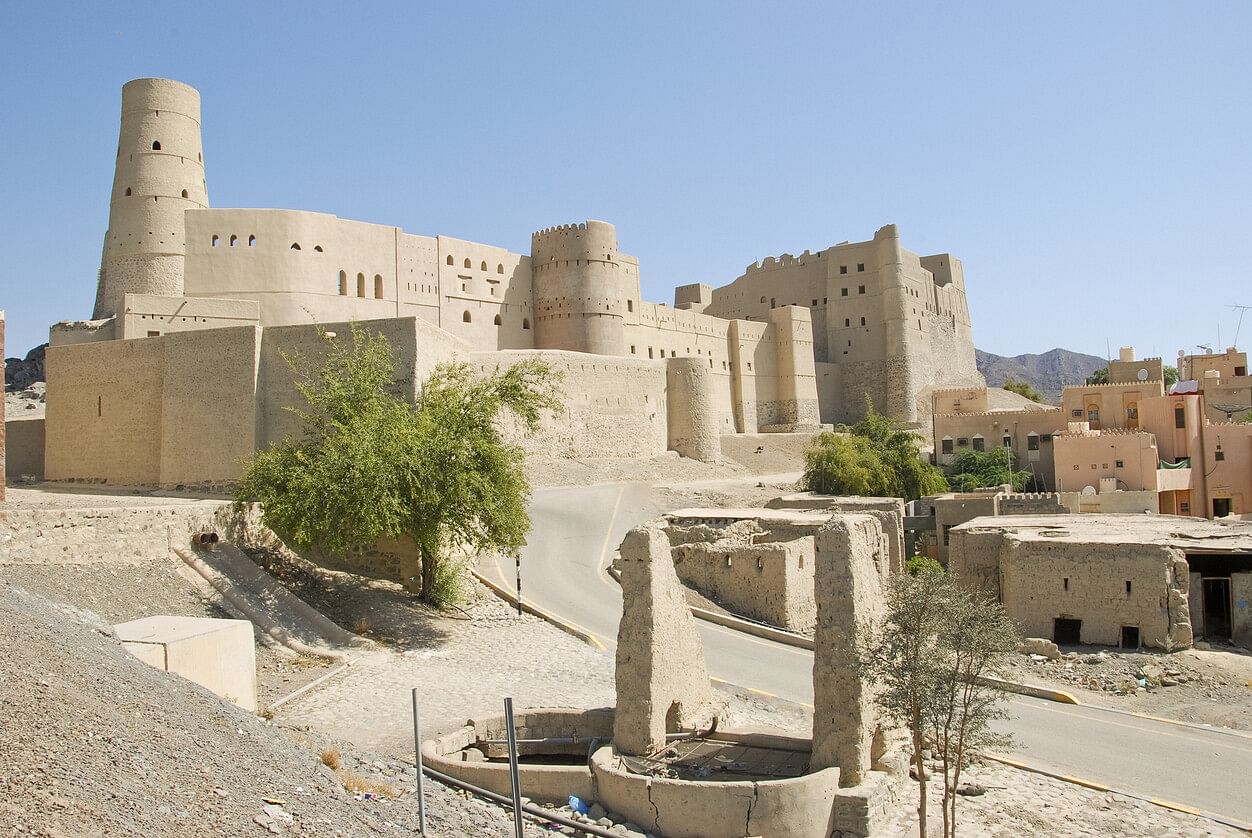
[414,761,627,838]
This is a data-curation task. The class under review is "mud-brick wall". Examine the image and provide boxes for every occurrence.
[1000,540,1191,650]
[672,537,815,632]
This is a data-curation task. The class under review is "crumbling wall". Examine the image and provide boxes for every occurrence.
[766,494,906,574]
[995,493,1066,516]
[670,527,816,632]
[1000,540,1191,650]
[811,515,890,785]
[1232,572,1252,649]
[614,523,717,755]
[946,526,1005,595]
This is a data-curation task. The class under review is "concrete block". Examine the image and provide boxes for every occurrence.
[115,615,256,712]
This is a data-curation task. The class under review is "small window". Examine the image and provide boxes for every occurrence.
[845,318,850,327]
[942,524,953,546]
[357,273,365,297]
[338,271,347,295]
[497,263,504,274]
[374,274,383,299]
[1071,409,1084,418]
[972,435,985,452]
[840,265,848,275]
[522,318,530,330]
[1125,580,1132,595]
[860,317,866,326]
[1063,577,1069,591]
[1174,406,1186,428]
[1115,459,1124,468]
[125,187,132,196]
[1003,435,1012,448]
[151,140,161,150]
[479,260,487,271]
[290,242,301,250]
[464,258,472,269]
[1027,433,1039,451]
[957,437,968,447]
[627,300,634,312]
[1180,501,1190,514]
[229,235,238,247]
[1087,407,1099,423]
[857,263,865,272]
[463,310,472,323]
[493,314,502,326]
[181,189,189,198]
[770,298,776,308]
[630,345,636,354]
[858,285,865,294]
[314,245,323,252]
[811,299,818,306]
[147,330,161,337]
[1235,366,1246,376]
[941,437,953,454]
[648,347,654,358]
[211,234,219,247]
[248,235,256,247]
[760,296,767,303]
[446,255,454,265]
[1216,450,1226,461]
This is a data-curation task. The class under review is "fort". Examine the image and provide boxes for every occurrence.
[32,78,982,486]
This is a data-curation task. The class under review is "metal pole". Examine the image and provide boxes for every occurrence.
[515,554,522,616]
[504,697,524,838]
[412,689,426,836]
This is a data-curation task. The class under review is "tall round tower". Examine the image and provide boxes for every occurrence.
[530,220,626,356]
[93,78,208,320]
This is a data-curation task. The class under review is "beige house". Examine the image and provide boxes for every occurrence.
[930,386,1065,490]
[1060,379,1164,431]
[1052,424,1159,493]
[949,515,1252,650]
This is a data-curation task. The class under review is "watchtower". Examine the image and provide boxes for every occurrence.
[530,220,626,356]
[93,78,208,320]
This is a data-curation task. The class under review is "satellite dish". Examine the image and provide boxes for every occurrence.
[1137,368,1149,381]
[1081,485,1097,496]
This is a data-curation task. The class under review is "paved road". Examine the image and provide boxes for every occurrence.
[485,482,1252,827]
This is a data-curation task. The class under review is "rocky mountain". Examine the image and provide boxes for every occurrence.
[5,342,46,391]
[976,347,1106,403]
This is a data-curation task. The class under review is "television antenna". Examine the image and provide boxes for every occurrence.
[1229,303,1251,347]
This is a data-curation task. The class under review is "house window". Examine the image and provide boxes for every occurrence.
[1115,459,1124,468]
[627,300,633,312]
[1087,406,1099,424]
[522,318,530,330]
[446,255,454,265]
[463,311,471,323]
[1180,501,1190,513]
[338,270,347,295]
[957,437,968,447]
[857,263,865,272]
[845,318,851,327]
[840,265,848,275]
[841,288,848,297]
[1003,435,1011,448]
[941,437,953,454]
[860,317,866,326]
[858,285,865,294]
[464,258,472,269]
[1027,433,1040,451]
[972,435,985,452]
[942,525,953,546]
[374,274,383,299]
[1174,406,1186,428]
[493,314,502,326]
[1071,409,1083,418]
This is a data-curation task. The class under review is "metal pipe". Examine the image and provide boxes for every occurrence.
[412,689,426,836]
[504,698,524,838]
[415,762,623,838]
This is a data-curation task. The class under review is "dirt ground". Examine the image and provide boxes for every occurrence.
[1002,643,1252,730]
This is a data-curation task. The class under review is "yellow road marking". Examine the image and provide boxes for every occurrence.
[1151,799,1205,817]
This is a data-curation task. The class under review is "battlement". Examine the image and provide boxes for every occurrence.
[933,407,1063,419]
[1061,380,1162,392]
[532,222,589,238]
[1057,427,1154,439]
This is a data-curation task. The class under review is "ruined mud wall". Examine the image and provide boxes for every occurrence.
[671,533,816,632]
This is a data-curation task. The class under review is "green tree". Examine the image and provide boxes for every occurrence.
[999,377,1044,403]
[802,402,948,501]
[1163,365,1179,388]
[1085,366,1109,385]
[945,447,1033,493]
[234,325,561,605]
[858,569,1020,838]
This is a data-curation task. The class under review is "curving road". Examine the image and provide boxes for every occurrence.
[483,482,1252,828]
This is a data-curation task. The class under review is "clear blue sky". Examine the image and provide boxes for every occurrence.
[3,2,1250,362]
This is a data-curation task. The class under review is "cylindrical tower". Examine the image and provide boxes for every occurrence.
[93,78,209,320]
[530,220,626,356]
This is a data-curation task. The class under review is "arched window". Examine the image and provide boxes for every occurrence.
[357,273,366,297]
[493,314,502,326]
[480,260,488,271]
[463,311,472,323]
[446,255,454,265]
[290,242,301,250]
[497,263,504,274]
[314,245,323,252]
[151,140,161,151]
[374,274,383,299]
[770,298,776,308]
[522,318,530,330]
[125,187,132,196]
[760,296,766,303]
[248,235,256,247]
[181,189,189,198]
[338,271,347,295]
[229,234,238,247]
[464,258,472,269]
[211,234,219,247]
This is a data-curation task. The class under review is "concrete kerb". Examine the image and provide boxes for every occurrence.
[981,753,1252,835]
[470,568,608,651]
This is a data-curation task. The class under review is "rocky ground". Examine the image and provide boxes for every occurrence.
[5,380,45,419]
[0,581,563,837]
[1001,643,1252,731]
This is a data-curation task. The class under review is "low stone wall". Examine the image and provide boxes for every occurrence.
[421,707,612,804]
[590,743,898,838]
[0,502,230,565]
